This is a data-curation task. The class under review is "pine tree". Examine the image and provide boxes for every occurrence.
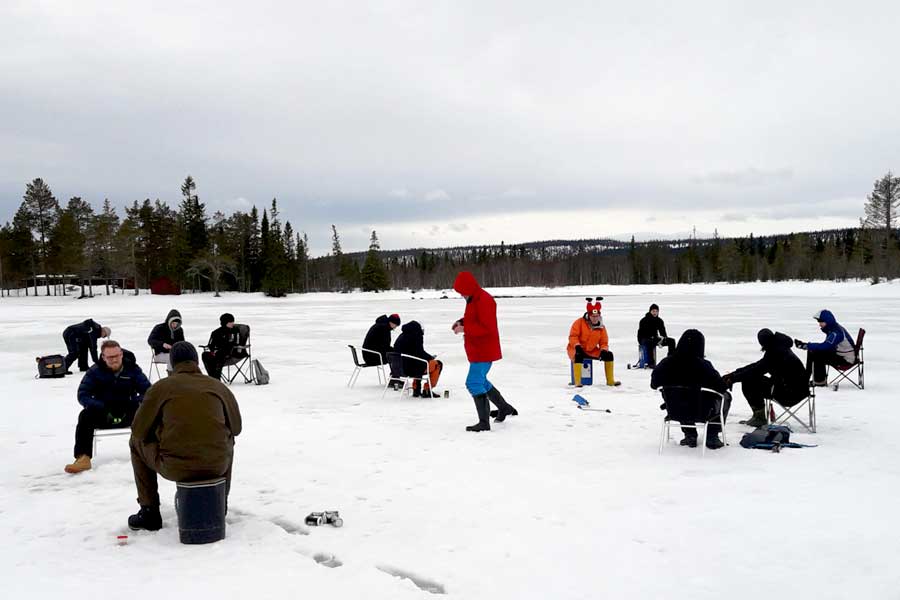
[93,199,120,294]
[361,230,390,291]
[863,171,900,240]
[21,178,61,295]
[261,199,290,297]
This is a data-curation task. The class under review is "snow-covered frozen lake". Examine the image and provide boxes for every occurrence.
[2,281,898,599]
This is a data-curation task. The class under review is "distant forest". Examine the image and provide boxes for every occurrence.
[1,173,898,297]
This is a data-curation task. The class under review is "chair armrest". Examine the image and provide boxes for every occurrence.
[400,353,429,368]
[360,348,384,365]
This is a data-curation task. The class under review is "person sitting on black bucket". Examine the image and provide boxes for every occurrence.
[62,319,111,373]
[127,341,242,532]
[201,313,244,381]
[64,341,150,474]
[393,320,443,397]
[651,329,730,450]
[722,328,808,428]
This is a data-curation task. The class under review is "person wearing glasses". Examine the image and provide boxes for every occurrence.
[64,340,151,474]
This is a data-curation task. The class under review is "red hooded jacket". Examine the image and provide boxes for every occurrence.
[453,271,502,363]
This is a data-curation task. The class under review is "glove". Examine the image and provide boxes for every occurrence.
[794,338,808,350]
[106,413,124,427]
[573,345,584,361]
[722,373,734,390]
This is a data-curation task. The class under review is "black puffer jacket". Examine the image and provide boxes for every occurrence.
[637,309,668,343]
[362,315,392,365]
[205,325,240,356]
[393,321,434,377]
[730,329,808,404]
[77,349,151,415]
[148,309,185,354]
[63,319,104,363]
[651,329,726,393]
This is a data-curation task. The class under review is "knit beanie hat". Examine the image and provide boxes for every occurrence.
[388,314,401,326]
[170,341,199,366]
[220,313,235,326]
[649,303,659,312]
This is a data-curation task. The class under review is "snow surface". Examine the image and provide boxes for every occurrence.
[2,282,898,600]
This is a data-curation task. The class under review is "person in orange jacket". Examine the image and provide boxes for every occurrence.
[566,300,620,387]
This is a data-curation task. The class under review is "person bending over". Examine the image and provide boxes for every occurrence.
[723,328,808,428]
[62,319,111,373]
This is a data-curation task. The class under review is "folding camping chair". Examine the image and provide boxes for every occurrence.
[219,324,254,384]
[93,428,130,457]
[148,350,169,382]
[382,352,430,399]
[347,345,386,388]
[766,384,816,433]
[828,328,865,391]
[658,386,728,457]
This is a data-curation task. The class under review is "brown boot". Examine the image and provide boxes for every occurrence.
[65,455,92,474]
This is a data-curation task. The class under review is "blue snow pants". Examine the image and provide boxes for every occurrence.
[465,362,494,396]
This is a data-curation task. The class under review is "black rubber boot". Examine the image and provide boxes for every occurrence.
[466,394,491,432]
[739,408,767,428]
[487,386,518,422]
[679,434,698,448]
[128,505,163,531]
[705,431,725,450]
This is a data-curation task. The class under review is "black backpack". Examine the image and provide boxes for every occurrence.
[36,355,67,378]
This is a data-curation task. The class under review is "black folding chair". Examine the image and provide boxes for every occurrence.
[658,386,727,457]
[347,345,386,388]
[201,324,254,385]
[828,328,865,391]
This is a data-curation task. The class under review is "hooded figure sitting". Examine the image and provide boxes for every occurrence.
[566,300,620,387]
[201,313,244,381]
[147,309,185,370]
[393,320,442,397]
[793,309,857,386]
[723,328,809,428]
[651,329,730,450]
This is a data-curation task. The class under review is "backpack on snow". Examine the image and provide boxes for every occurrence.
[251,359,269,385]
[740,425,816,450]
[36,354,67,378]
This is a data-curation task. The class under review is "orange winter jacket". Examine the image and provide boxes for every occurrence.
[567,315,609,360]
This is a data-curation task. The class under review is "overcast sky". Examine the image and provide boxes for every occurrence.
[2,1,898,254]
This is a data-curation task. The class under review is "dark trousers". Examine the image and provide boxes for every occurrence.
[681,391,732,438]
[740,375,773,411]
[73,406,136,458]
[130,438,233,507]
[64,336,90,371]
[806,349,851,383]
[640,338,675,368]
[202,351,226,380]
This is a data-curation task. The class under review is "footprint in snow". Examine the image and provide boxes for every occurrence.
[376,564,446,595]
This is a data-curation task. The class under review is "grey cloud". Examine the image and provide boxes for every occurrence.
[694,168,794,187]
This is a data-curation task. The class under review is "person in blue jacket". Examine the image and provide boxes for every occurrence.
[64,340,151,474]
[794,309,857,386]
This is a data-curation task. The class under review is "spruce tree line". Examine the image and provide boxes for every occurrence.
[1,172,897,296]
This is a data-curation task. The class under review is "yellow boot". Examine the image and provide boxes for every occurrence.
[604,361,621,387]
[573,361,583,387]
[64,455,92,474]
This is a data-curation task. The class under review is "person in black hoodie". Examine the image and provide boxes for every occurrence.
[635,304,675,368]
[722,328,808,428]
[201,313,244,381]
[147,309,185,367]
[651,329,730,449]
[362,314,401,366]
[62,319,111,372]
[393,320,443,397]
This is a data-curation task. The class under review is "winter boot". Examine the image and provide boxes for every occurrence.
[604,361,621,387]
[127,505,163,531]
[705,431,725,450]
[465,394,491,432]
[739,408,768,428]
[487,386,518,422]
[64,455,92,474]
[679,433,698,447]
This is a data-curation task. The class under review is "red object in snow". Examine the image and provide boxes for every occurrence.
[150,277,181,295]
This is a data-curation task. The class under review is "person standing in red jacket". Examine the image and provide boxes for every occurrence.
[452,271,518,431]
